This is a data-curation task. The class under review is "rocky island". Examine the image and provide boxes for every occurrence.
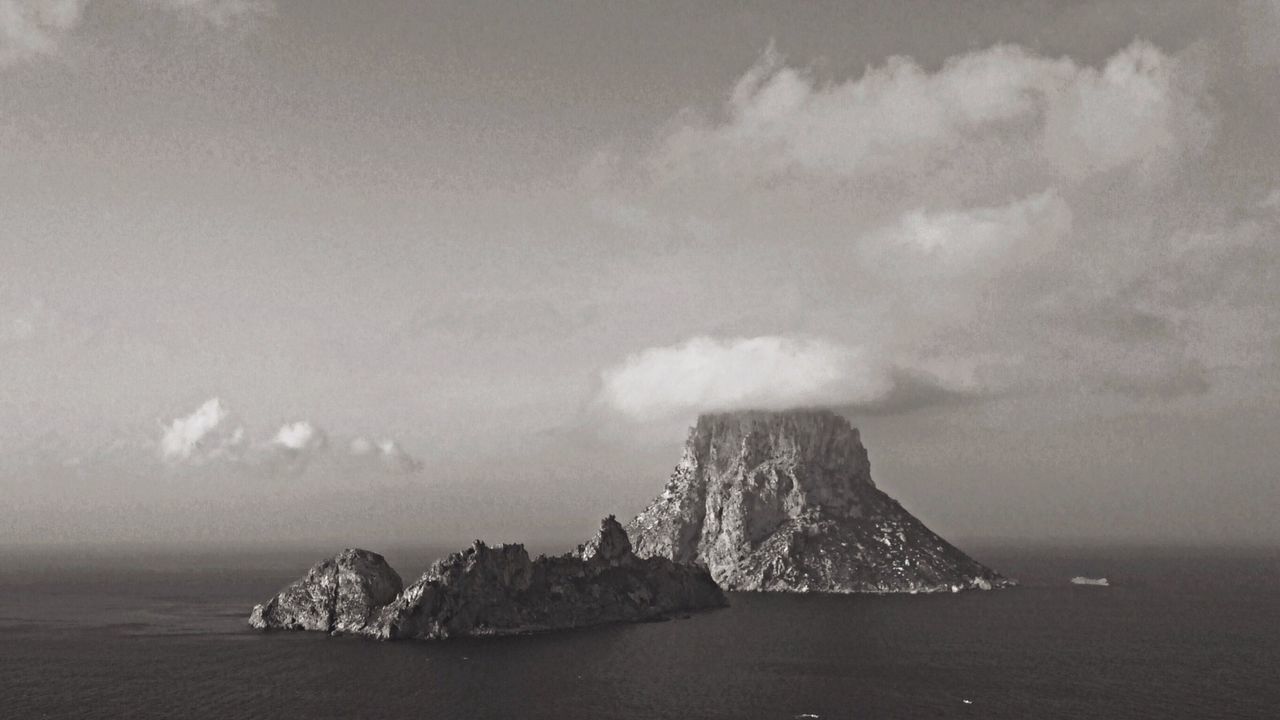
[250,409,1010,640]
[249,516,726,640]
[1070,576,1110,586]
[625,409,1013,593]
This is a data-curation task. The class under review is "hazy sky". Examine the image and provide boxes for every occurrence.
[3,0,1279,549]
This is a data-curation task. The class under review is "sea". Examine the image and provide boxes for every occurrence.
[1,544,1277,719]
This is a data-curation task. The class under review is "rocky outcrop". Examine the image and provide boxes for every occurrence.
[1071,576,1110,586]
[626,409,1013,593]
[249,517,726,641]
[248,548,403,633]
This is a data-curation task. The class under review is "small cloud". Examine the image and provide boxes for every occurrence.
[157,404,423,477]
[260,420,329,475]
[375,438,424,473]
[271,420,327,453]
[867,189,1072,273]
[159,397,246,464]
[349,436,424,473]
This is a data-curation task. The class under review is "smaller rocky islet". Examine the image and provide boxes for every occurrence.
[249,548,403,635]
[249,516,727,641]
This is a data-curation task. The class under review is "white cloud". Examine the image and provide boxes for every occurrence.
[646,40,1209,189]
[257,424,422,476]
[848,190,1074,332]
[155,399,422,476]
[586,36,1277,418]
[260,420,329,475]
[600,336,895,420]
[0,0,271,66]
[272,420,322,451]
[597,193,1074,420]
[271,420,327,452]
[595,174,1280,419]
[867,189,1072,274]
[159,397,245,463]
[375,438,423,473]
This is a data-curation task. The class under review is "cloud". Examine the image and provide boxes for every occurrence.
[259,426,423,476]
[0,0,271,66]
[593,160,1278,421]
[600,336,894,420]
[156,398,422,476]
[0,0,84,65]
[259,427,424,476]
[848,190,1076,342]
[597,191,1071,419]
[862,189,1072,278]
[647,40,1211,188]
[597,331,1031,420]
[836,369,994,416]
[159,397,246,463]
[272,420,327,453]
[586,36,1280,420]
[594,192,1079,419]
[258,420,328,475]
[373,438,424,474]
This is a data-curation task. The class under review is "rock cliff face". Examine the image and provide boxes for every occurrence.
[249,517,726,641]
[626,409,1012,593]
[248,548,403,634]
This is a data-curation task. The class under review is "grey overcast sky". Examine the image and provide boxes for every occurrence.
[2,0,1279,549]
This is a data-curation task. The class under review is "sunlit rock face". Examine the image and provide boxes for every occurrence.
[249,517,726,641]
[248,549,403,633]
[626,409,1013,593]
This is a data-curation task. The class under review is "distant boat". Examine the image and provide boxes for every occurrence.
[1071,576,1110,586]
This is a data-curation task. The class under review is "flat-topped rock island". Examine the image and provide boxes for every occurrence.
[626,409,1014,593]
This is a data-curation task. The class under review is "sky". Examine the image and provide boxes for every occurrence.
[2,0,1279,549]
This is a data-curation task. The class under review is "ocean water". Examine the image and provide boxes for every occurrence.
[1,545,1277,719]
